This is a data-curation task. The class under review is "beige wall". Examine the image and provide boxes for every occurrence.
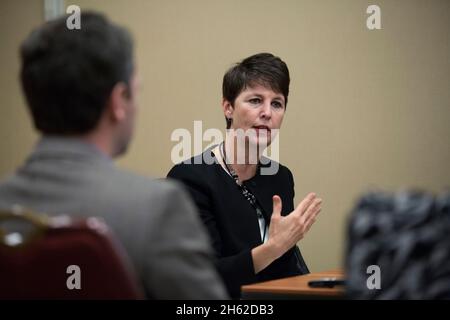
[1,0,449,272]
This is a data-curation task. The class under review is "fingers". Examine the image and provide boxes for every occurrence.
[302,197,322,221]
[272,195,282,219]
[295,192,317,216]
[303,198,322,219]
[304,207,321,233]
[302,198,322,230]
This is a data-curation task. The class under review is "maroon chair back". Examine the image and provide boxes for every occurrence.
[0,208,144,299]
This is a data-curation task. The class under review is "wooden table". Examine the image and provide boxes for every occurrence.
[241,269,345,299]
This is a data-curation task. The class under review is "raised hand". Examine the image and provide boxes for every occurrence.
[267,193,322,259]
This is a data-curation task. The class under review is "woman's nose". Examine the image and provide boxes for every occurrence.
[260,103,272,119]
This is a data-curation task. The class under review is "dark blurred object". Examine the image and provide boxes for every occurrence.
[0,207,143,299]
[308,278,346,288]
[346,190,450,299]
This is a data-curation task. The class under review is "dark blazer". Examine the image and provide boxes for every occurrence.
[167,148,309,298]
[0,137,227,299]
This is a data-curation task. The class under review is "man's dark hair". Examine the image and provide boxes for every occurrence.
[20,12,134,135]
[222,53,290,128]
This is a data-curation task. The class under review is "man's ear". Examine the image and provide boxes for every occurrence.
[222,98,234,118]
[108,82,129,121]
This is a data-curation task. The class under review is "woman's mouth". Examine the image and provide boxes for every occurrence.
[252,126,270,136]
[252,125,271,134]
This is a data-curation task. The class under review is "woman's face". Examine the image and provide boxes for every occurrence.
[223,84,286,146]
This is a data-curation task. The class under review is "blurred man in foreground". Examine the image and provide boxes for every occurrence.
[0,12,227,299]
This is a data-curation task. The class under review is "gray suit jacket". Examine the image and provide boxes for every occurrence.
[0,137,227,299]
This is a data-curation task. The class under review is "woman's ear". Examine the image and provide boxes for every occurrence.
[222,98,234,118]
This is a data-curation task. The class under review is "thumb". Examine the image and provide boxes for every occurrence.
[272,195,282,218]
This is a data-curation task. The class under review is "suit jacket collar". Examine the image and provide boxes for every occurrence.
[27,136,113,165]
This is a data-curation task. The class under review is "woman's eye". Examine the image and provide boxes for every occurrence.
[249,98,261,104]
[272,101,283,108]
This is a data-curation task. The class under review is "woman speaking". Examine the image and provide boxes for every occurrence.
[168,53,322,298]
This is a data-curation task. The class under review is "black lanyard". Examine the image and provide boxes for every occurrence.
[220,142,267,242]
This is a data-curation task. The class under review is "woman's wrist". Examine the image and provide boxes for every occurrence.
[263,239,283,261]
[251,241,282,274]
